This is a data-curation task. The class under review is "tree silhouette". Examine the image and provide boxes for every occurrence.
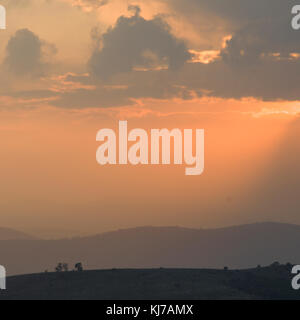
[55,263,63,272]
[75,263,83,272]
[62,263,69,272]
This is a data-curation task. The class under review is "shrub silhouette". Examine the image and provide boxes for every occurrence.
[55,263,69,272]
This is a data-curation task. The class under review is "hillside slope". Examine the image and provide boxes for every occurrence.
[0,228,35,241]
[0,265,298,300]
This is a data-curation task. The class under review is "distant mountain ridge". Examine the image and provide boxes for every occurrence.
[0,227,35,240]
[0,222,300,276]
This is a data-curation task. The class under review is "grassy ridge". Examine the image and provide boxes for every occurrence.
[0,264,299,300]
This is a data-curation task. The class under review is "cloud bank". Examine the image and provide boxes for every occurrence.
[4,29,57,77]
[1,0,300,107]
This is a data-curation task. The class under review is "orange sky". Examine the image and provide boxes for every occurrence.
[0,0,300,237]
[0,98,297,236]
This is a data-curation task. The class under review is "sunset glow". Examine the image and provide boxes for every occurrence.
[0,0,299,238]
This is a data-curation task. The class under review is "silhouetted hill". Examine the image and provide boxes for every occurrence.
[0,265,299,300]
[0,222,300,275]
[0,228,35,241]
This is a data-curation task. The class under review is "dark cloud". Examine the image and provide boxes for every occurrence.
[83,0,300,103]
[49,69,195,109]
[168,0,300,65]
[192,60,300,101]
[8,89,59,100]
[203,0,300,100]
[167,0,296,27]
[4,29,57,77]
[54,53,300,109]
[88,7,191,80]
[52,87,133,109]
[221,19,300,66]
[155,0,300,101]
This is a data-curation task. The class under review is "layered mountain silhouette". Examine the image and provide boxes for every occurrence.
[0,222,299,275]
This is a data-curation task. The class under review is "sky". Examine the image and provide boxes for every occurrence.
[0,0,300,237]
